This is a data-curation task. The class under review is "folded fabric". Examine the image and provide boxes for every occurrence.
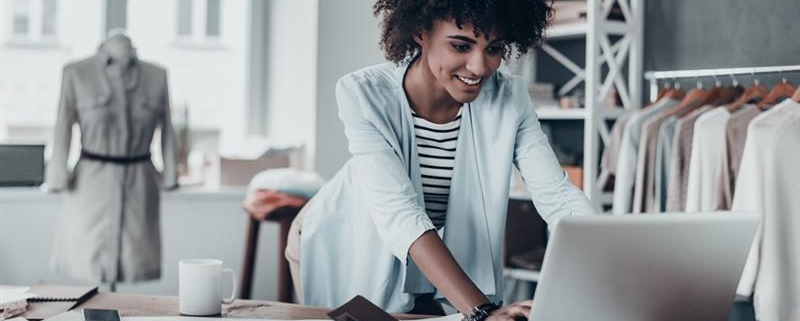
[246,168,325,199]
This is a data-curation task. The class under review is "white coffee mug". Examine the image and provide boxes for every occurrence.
[179,259,237,316]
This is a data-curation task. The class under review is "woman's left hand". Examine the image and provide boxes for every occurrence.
[485,300,533,321]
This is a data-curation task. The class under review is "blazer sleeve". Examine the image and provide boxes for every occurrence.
[45,66,77,192]
[511,78,596,226]
[335,75,435,265]
[159,70,178,189]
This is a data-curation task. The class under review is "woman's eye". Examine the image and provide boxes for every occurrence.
[451,44,470,52]
[487,46,504,55]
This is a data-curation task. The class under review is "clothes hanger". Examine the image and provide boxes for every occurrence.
[715,75,745,106]
[726,74,768,112]
[662,79,685,101]
[756,73,797,109]
[656,81,671,101]
[700,76,725,106]
[718,84,745,106]
[792,86,800,102]
[661,78,710,118]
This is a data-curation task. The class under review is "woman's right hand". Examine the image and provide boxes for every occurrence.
[485,300,533,321]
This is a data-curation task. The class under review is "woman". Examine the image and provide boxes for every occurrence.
[285,0,595,319]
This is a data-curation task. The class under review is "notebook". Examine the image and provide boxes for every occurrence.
[27,284,97,302]
[21,284,98,320]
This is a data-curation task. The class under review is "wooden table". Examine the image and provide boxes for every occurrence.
[72,292,430,320]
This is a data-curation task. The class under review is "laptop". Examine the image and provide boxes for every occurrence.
[529,212,758,321]
[0,144,45,187]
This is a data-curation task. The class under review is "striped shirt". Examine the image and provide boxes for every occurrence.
[412,107,462,229]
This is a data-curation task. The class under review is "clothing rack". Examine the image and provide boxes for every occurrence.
[644,65,800,102]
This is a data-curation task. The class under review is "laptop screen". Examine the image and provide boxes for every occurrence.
[0,144,45,187]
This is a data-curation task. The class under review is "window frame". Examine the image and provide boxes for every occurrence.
[5,0,59,45]
[175,0,222,45]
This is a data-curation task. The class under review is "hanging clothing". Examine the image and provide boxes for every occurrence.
[714,106,761,210]
[685,107,732,212]
[46,45,177,283]
[652,115,678,212]
[732,99,800,321]
[600,111,634,177]
[298,59,594,312]
[665,105,713,212]
[611,98,678,214]
[632,109,674,213]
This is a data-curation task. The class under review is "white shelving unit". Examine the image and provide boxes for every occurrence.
[505,0,643,283]
[534,106,628,120]
[504,267,541,283]
[527,0,644,209]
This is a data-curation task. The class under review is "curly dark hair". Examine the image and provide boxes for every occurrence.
[373,0,553,62]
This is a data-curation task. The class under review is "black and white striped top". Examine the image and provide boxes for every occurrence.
[412,108,462,229]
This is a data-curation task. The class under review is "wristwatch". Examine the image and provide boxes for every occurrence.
[462,301,503,321]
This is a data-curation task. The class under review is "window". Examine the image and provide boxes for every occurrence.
[1,0,91,153]
[177,0,192,36]
[6,0,58,42]
[205,0,220,37]
[176,0,221,41]
[41,0,56,35]
[12,0,31,35]
[1,0,252,185]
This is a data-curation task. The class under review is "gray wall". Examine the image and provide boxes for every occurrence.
[313,0,384,179]
[645,0,800,73]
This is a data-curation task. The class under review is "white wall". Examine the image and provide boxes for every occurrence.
[0,188,282,301]
[312,0,385,179]
[0,0,104,135]
[265,0,318,155]
[127,0,250,150]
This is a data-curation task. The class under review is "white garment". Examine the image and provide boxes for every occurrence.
[732,99,800,321]
[612,99,678,214]
[684,107,731,212]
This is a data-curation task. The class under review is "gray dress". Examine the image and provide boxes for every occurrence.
[46,47,177,283]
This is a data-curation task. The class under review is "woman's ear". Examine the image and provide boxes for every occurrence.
[413,33,424,46]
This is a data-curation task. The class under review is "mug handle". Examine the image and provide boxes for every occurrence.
[222,268,237,304]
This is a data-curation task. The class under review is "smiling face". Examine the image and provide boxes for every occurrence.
[414,19,505,105]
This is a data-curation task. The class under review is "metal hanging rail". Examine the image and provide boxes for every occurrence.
[644,65,800,80]
[644,65,800,102]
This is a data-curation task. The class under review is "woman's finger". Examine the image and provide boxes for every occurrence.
[505,304,531,317]
[512,300,533,308]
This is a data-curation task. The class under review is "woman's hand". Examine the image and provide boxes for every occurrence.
[485,300,533,321]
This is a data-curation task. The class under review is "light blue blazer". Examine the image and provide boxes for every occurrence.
[300,59,595,312]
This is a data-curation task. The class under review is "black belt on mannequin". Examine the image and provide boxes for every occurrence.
[80,149,151,164]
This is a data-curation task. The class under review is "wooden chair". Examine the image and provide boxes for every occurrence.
[239,205,302,302]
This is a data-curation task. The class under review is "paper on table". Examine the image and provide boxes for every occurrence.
[0,286,36,303]
[43,311,463,321]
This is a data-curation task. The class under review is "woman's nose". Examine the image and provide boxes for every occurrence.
[466,52,491,77]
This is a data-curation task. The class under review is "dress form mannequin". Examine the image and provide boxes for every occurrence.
[102,31,134,294]
[47,28,178,289]
[104,34,135,66]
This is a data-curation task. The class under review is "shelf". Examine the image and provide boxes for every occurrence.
[534,106,628,120]
[545,21,629,41]
[504,267,541,282]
